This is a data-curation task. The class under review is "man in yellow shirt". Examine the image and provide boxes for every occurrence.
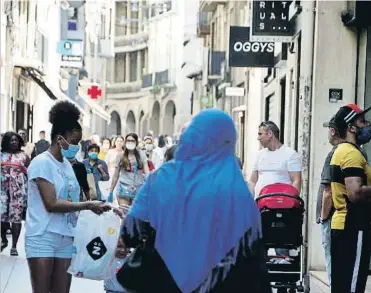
[329,104,371,293]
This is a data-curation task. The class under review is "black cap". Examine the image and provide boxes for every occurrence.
[323,104,371,129]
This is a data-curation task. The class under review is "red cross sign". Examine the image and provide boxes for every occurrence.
[87,85,102,100]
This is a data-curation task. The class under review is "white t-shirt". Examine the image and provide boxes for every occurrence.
[252,145,302,196]
[25,152,80,237]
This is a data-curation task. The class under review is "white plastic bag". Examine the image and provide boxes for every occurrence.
[98,180,111,201]
[68,210,121,280]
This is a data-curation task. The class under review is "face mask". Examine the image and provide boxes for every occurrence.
[356,125,371,145]
[145,144,153,151]
[89,152,98,160]
[60,137,79,160]
[126,142,136,150]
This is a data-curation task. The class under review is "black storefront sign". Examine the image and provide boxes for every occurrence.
[229,26,274,68]
[251,1,293,42]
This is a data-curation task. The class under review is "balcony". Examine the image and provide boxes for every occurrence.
[200,0,227,13]
[209,51,225,78]
[114,31,149,53]
[106,80,143,99]
[142,73,153,88]
[197,12,210,37]
[155,70,169,85]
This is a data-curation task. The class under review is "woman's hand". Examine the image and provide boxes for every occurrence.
[86,201,111,215]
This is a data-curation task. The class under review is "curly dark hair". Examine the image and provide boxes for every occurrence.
[1,131,24,153]
[120,133,144,171]
[49,101,82,141]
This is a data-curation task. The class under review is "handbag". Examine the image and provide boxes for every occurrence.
[117,165,138,200]
[116,223,157,292]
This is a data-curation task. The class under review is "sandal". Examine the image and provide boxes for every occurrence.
[1,241,8,252]
[10,248,18,256]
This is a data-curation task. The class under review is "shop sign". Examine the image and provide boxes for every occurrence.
[58,40,84,68]
[200,94,213,109]
[229,26,274,68]
[250,1,293,42]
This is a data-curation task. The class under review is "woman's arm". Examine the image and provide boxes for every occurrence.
[98,160,110,181]
[110,166,120,193]
[35,178,107,213]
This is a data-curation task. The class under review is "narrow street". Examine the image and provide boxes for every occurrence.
[0,227,333,293]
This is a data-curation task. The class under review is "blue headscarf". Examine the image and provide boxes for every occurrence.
[129,109,261,293]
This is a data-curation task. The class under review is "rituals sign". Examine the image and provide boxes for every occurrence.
[251,1,293,42]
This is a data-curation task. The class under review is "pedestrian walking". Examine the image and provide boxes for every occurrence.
[248,121,302,257]
[105,135,125,178]
[164,144,177,162]
[143,136,155,171]
[25,101,110,293]
[83,144,110,201]
[316,115,344,286]
[67,154,91,202]
[99,137,112,160]
[118,109,271,293]
[18,128,35,158]
[31,130,50,159]
[109,133,149,206]
[0,131,30,255]
[327,104,371,293]
[152,135,166,169]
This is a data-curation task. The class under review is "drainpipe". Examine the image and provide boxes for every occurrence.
[298,0,316,276]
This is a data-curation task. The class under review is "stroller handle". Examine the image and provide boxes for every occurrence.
[255,193,305,206]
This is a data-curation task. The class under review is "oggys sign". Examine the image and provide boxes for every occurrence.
[229,26,275,68]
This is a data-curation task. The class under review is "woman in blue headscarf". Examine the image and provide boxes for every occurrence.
[120,109,271,293]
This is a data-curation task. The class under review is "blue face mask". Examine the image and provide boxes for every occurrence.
[89,152,98,160]
[60,136,80,160]
[356,125,371,145]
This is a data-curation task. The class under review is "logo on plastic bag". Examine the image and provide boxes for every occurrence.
[108,227,116,235]
[86,237,107,260]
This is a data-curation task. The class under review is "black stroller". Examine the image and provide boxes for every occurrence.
[256,183,310,293]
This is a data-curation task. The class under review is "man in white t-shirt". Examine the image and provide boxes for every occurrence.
[248,121,302,257]
[248,121,302,197]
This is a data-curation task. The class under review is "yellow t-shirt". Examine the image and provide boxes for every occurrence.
[330,142,371,230]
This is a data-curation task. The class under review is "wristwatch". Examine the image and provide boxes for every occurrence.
[316,217,329,224]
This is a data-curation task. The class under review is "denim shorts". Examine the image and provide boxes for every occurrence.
[25,231,74,259]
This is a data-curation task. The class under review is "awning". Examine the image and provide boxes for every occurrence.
[12,58,87,116]
[77,86,111,122]
[47,83,86,116]
[232,105,247,112]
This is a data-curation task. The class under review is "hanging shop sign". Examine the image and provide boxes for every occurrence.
[250,1,293,42]
[87,85,102,100]
[229,26,274,68]
[200,94,213,109]
[58,40,84,68]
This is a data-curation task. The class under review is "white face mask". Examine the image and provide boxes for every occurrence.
[126,142,136,150]
[145,144,153,151]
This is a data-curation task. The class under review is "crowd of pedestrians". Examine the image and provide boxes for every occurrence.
[2,100,371,293]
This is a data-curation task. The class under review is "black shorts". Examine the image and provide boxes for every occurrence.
[331,228,371,293]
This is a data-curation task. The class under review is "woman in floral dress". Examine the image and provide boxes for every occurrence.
[1,131,30,256]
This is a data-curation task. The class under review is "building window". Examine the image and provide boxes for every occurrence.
[115,53,126,83]
[140,49,146,74]
[130,51,138,82]
[131,1,139,34]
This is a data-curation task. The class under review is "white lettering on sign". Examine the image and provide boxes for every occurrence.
[233,42,274,53]
[92,245,101,255]
[260,1,265,8]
